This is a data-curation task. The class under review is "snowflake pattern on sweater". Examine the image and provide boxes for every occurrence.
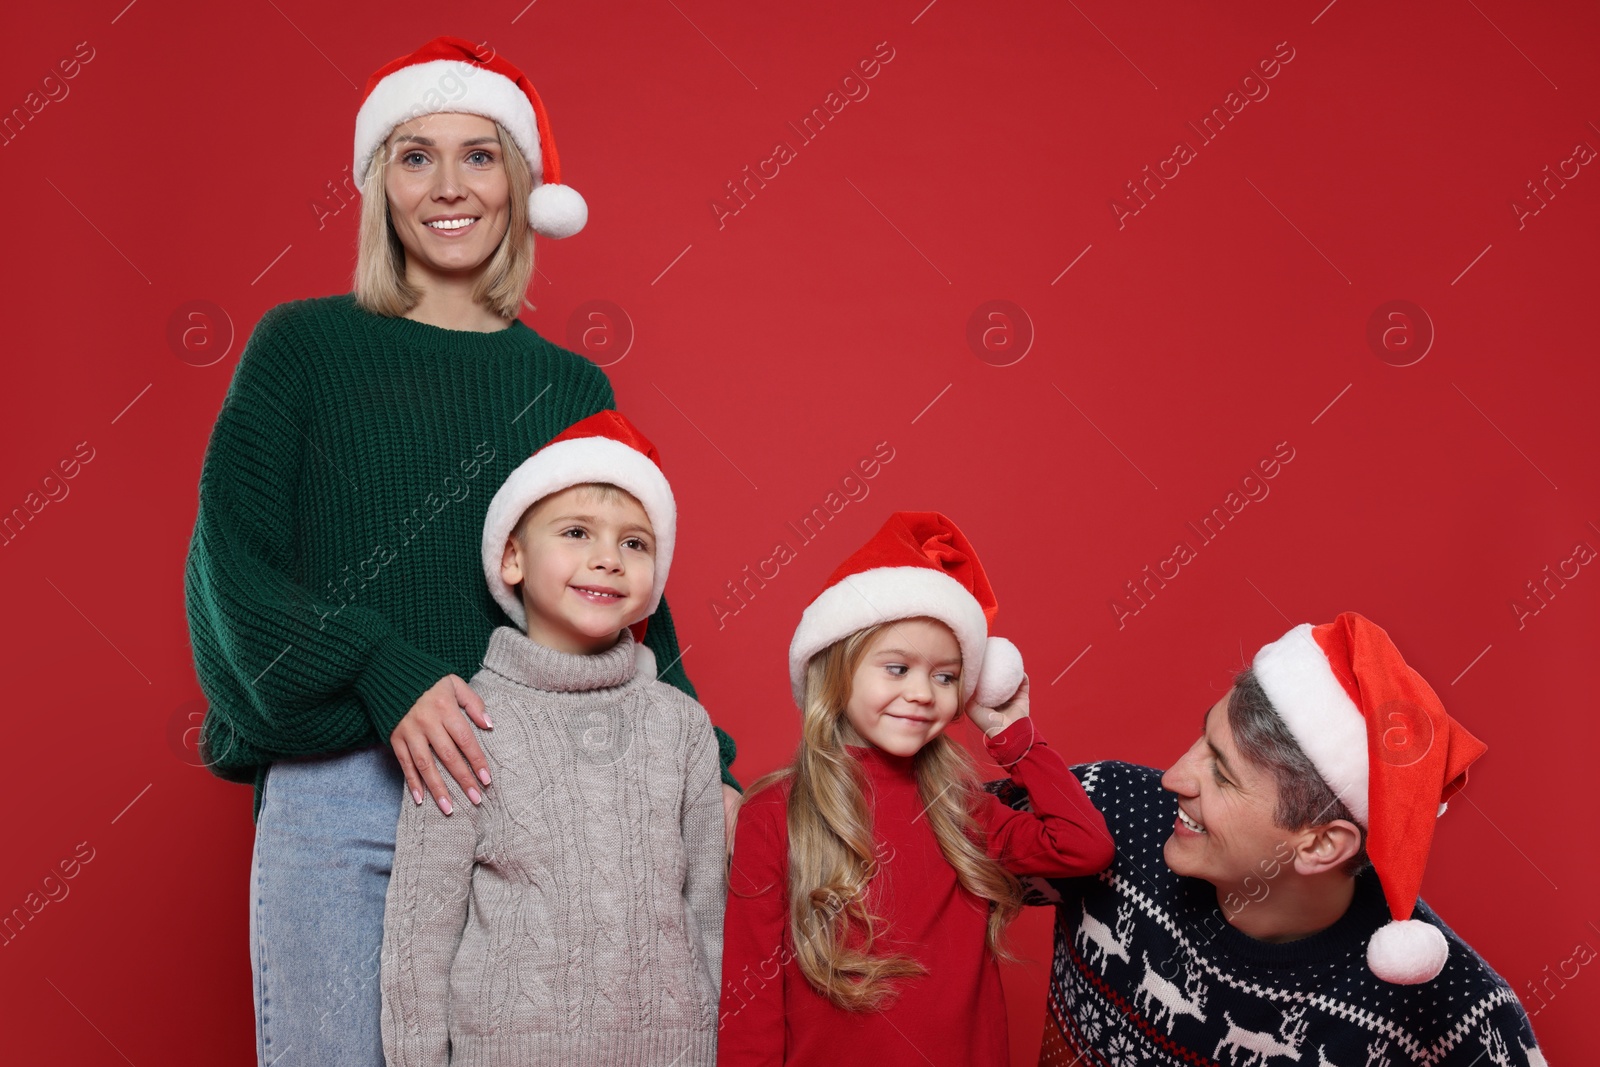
[985,762,1545,1067]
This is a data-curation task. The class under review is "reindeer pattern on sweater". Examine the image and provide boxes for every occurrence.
[986,762,1545,1067]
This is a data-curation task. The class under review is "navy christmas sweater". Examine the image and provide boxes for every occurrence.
[986,762,1545,1067]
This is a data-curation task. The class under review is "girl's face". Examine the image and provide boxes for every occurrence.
[383,112,512,285]
[841,618,963,757]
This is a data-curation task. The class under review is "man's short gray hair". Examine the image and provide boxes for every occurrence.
[1229,668,1371,876]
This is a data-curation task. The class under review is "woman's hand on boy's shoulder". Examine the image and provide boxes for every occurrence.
[390,674,494,816]
[968,675,1031,738]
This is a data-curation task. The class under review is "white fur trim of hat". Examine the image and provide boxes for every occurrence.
[353,37,587,238]
[787,567,1024,709]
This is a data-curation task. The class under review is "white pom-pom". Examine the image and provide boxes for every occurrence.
[1367,919,1448,984]
[528,183,588,238]
[974,636,1025,708]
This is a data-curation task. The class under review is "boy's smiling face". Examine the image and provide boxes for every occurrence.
[501,484,655,654]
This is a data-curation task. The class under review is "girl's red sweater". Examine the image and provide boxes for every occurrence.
[717,719,1113,1066]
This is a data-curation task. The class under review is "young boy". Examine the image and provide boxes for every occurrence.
[380,411,725,1067]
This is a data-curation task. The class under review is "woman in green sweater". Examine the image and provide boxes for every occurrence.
[183,37,737,1067]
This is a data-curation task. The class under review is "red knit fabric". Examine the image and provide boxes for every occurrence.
[718,720,1114,1066]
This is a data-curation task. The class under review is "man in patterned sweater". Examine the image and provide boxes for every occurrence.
[990,613,1545,1066]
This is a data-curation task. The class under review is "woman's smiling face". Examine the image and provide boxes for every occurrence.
[383,112,512,282]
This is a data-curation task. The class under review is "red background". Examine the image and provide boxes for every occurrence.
[3,1,1596,1062]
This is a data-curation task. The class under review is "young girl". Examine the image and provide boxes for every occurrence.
[718,512,1115,1066]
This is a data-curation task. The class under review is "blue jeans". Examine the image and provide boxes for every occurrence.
[251,746,404,1067]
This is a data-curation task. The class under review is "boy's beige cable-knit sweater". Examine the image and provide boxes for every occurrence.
[380,625,725,1067]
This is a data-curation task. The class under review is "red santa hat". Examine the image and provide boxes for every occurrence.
[482,411,674,634]
[788,512,1026,710]
[1251,612,1488,985]
[354,35,587,238]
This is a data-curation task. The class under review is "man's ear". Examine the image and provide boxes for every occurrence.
[1291,819,1363,876]
[500,536,524,585]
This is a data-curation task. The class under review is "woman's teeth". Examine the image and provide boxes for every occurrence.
[426,217,476,230]
[1177,809,1207,834]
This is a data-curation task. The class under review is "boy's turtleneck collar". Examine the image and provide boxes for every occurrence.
[482,625,641,693]
[845,742,919,780]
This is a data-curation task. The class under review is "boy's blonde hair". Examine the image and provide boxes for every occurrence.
[741,621,1024,1012]
[354,119,535,320]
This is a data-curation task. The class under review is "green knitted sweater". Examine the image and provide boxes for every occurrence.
[183,293,736,817]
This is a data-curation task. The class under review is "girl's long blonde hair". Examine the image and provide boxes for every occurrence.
[354,119,534,320]
[742,620,1024,1012]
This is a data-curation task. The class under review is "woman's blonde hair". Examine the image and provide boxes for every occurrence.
[354,119,534,320]
[741,620,1024,1012]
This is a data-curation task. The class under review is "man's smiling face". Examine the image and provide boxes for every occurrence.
[1159,691,1293,889]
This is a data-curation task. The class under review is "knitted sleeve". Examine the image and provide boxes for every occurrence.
[380,773,480,1067]
[183,307,454,777]
[679,710,726,1014]
[977,719,1116,877]
[717,786,789,1067]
